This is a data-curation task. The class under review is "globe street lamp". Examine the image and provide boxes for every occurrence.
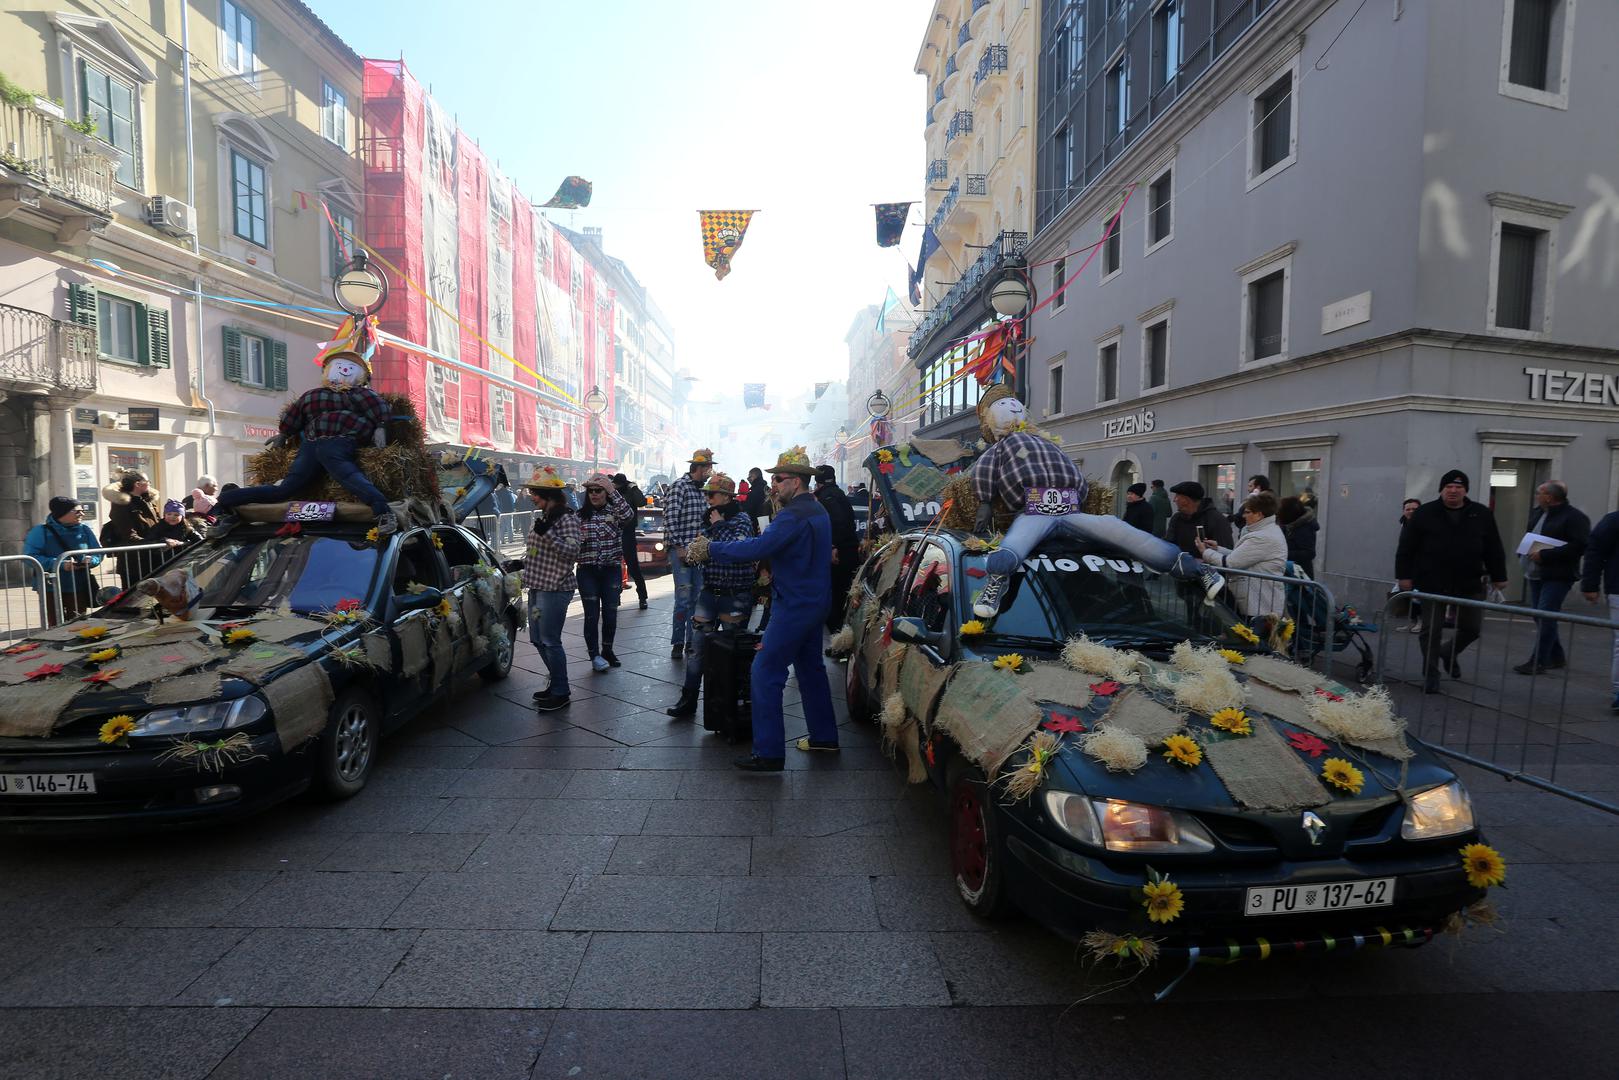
[985,253,1036,400]
[865,389,891,420]
[583,385,609,474]
[836,425,849,485]
[333,252,389,317]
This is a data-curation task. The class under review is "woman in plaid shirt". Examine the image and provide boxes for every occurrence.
[666,473,757,718]
[576,473,634,673]
[522,468,582,712]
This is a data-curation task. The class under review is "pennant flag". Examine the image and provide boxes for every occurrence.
[541,176,593,209]
[874,202,911,247]
[918,225,940,274]
[908,263,922,307]
[293,190,311,211]
[875,287,902,335]
[700,211,755,281]
[743,383,766,409]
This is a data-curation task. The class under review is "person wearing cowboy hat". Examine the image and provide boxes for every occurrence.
[665,448,716,659]
[693,447,837,771]
[969,384,1221,619]
[521,467,581,711]
[665,471,759,719]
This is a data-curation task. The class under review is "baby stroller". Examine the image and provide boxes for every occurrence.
[1282,565,1379,684]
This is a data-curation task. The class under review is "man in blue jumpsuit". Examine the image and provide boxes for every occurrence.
[703,447,838,771]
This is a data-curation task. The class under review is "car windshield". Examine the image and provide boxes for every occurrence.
[637,512,663,532]
[978,541,1249,649]
[104,535,381,616]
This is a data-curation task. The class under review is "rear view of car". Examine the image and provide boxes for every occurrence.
[635,508,670,574]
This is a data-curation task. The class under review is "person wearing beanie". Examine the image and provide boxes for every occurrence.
[1396,468,1508,693]
[147,498,202,548]
[24,497,104,624]
[814,464,859,632]
[1122,482,1154,533]
[1148,479,1172,538]
[665,472,759,719]
[666,448,716,659]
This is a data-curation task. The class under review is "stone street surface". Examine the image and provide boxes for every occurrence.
[0,576,1615,1080]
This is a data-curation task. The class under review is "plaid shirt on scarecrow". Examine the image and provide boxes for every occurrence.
[664,473,708,548]
[280,386,390,442]
[522,511,582,592]
[970,431,1086,515]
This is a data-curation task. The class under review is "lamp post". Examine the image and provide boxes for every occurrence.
[835,425,849,486]
[583,385,608,476]
[333,252,389,317]
[986,253,1035,402]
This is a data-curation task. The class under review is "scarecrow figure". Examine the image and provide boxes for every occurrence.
[969,385,1222,618]
[214,350,397,535]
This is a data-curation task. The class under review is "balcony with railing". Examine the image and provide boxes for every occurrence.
[928,178,960,239]
[0,98,119,229]
[958,21,973,48]
[0,302,99,399]
[926,159,949,184]
[946,110,974,145]
[908,229,1028,360]
[974,44,1009,99]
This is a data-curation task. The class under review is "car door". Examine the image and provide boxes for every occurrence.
[897,540,956,670]
[384,529,450,720]
[433,524,495,677]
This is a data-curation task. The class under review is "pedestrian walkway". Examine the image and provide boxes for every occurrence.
[0,576,1616,1079]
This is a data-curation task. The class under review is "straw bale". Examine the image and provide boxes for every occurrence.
[144,671,225,706]
[245,441,439,505]
[263,661,334,752]
[934,663,1044,775]
[939,473,979,531]
[0,677,87,737]
[1203,714,1329,812]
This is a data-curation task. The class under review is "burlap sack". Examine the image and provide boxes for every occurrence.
[934,663,1043,775]
[0,649,78,687]
[1243,656,1325,695]
[362,630,394,671]
[398,617,430,677]
[860,608,892,679]
[110,641,218,688]
[0,677,89,737]
[1017,664,1094,712]
[430,621,455,687]
[1100,689,1184,747]
[234,616,321,644]
[874,547,907,600]
[1203,715,1330,812]
[877,643,908,701]
[1243,680,1315,728]
[899,648,952,728]
[910,438,971,465]
[263,661,334,752]
[144,671,225,706]
[219,642,308,685]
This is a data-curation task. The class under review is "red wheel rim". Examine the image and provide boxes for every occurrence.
[952,784,988,895]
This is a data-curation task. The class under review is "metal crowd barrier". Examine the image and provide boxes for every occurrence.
[1377,589,1619,815]
[0,554,50,638]
[1210,565,1340,676]
[462,510,535,556]
[48,542,174,624]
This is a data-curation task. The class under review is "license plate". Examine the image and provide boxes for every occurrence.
[0,772,97,796]
[1246,877,1395,915]
[637,552,653,563]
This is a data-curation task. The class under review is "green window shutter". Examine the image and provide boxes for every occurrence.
[134,303,151,365]
[269,338,288,390]
[67,282,97,329]
[146,308,171,367]
[222,326,243,384]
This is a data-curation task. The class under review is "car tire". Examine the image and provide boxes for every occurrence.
[479,612,519,683]
[947,762,1013,920]
[844,658,873,724]
[314,687,379,800]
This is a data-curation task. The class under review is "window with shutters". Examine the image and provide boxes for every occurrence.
[68,283,170,367]
[1500,0,1574,108]
[230,149,268,247]
[78,59,139,188]
[1246,59,1298,191]
[1096,335,1121,405]
[1145,161,1173,254]
[221,326,287,389]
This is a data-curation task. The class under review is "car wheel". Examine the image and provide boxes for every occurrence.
[845,658,873,724]
[948,764,1013,919]
[315,687,379,799]
[479,612,518,682]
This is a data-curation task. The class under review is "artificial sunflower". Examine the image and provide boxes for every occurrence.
[1161,734,1202,768]
[431,534,445,549]
[1320,756,1365,795]
[1209,707,1253,736]
[87,646,120,663]
[1459,843,1507,889]
[74,625,111,641]
[454,487,468,499]
[1217,648,1246,664]
[365,527,381,543]
[1277,617,1296,644]
[98,714,136,745]
[959,620,987,636]
[224,628,257,645]
[992,653,1025,672]
[1229,623,1260,645]
[434,598,453,619]
[1141,878,1185,924]
[876,449,894,463]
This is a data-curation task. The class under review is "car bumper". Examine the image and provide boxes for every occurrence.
[0,731,308,834]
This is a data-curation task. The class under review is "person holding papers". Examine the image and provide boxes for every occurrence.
[1513,480,1590,676]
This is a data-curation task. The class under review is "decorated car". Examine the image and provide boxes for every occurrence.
[834,438,1502,985]
[634,507,671,574]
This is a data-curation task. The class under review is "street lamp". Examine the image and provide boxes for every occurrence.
[985,253,1036,400]
[835,425,849,486]
[333,252,389,317]
[865,389,892,420]
[583,385,608,474]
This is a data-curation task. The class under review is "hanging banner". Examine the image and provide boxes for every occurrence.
[421,96,461,443]
[743,383,766,409]
[541,176,593,209]
[908,263,922,307]
[874,202,911,248]
[700,210,755,281]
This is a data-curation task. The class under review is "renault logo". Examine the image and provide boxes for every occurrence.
[1301,811,1327,846]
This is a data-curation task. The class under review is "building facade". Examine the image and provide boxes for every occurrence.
[843,302,916,465]
[1,0,364,550]
[1027,0,1619,607]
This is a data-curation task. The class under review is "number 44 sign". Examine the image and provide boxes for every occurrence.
[284,501,337,522]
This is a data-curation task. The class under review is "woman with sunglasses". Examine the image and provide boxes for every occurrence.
[577,473,634,672]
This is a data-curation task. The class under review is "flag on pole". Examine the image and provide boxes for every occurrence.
[700,211,755,280]
[918,226,940,273]
[541,176,593,209]
[908,263,922,306]
[874,202,911,247]
[874,287,902,335]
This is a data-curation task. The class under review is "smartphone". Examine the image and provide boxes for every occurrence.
[1195,526,1206,545]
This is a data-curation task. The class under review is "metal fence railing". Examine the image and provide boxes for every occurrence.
[1377,590,1619,816]
[1212,565,1341,676]
[0,554,51,639]
[462,510,535,556]
[47,542,176,624]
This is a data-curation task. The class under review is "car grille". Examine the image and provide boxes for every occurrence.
[1199,813,1275,850]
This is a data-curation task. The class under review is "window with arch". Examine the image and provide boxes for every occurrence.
[219,116,276,249]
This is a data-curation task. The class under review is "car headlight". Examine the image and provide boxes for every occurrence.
[654,542,665,551]
[1042,794,1216,853]
[1400,781,1474,839]
[1043,791,1102,846]
[130,695,269,738]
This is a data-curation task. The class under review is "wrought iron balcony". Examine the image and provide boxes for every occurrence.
[908,230,1028,358]
[946,111,974,143]
[958,21,973,47]
[0,301,98,397]
[945,55,958,79]
[926,159,949,183]
[964,174,988,197]
[929,178,960,237]
[975,44,1009,87]
[0,98,119,224]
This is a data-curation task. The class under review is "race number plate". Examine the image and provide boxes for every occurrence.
[1023,486,1082,517]
[1245,877,1395,916]
[0,772,97,795]
[284,501,337,522]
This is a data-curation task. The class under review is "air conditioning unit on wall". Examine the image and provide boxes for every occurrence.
[145,195,194,238]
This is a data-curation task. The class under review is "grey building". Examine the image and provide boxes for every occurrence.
[1008,0,1617,609]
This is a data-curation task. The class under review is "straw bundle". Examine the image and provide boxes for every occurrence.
[940,473,979,531]
[243,393,437,503]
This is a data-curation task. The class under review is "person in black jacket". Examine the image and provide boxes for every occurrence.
[1579,507,1619,712]
[1395,469,1508,693]
[743,468,769,521]
[1165,481,1234,555]
[1512,480,1590,675]
[815,466,859,633]
[1276,495,1318,579]
[613,473,649,609]
[1122,483,1154,533]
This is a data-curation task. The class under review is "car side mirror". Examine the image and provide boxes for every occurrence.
[889,616,942,648]
[394,587,444,613]
[500,558,523,574]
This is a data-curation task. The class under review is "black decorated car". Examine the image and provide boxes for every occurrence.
[843,528,1486,952]
[0,512,522,832]
[634,507,671,574]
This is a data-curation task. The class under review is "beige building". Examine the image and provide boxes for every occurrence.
[0,0,362,550]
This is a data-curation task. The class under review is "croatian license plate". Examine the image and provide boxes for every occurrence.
[637,552,653,563]
[0,772,97,796]
[1246,877,1394,915]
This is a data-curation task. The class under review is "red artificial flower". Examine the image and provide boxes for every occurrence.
[878,462,895,475]
[1043,714,1087,735]
[1287,731,1332,758]
[82,669,123,684]
[1088,680,1122,697]
[964,566,987,578]
[25,663,64,680]
[219,621,248,631]
[274,522,303,537]
[881,619,895,649]
[923,738,936,767]
[3,642,41,656]
[1313,688,1345,702]
[335,598,362,612]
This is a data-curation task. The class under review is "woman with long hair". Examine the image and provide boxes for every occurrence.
[576,473,634,672]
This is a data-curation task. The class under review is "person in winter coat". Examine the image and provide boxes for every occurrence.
[665,472,759,718]
[522,468,582,712]
[613,473,650,609]
[1148,480,1172,538]
[1580,507,1619,712]
[1513,480,1590,675]
[147,499,203,548]
[1276,495,1318,579]
[24,497,104,624]
[743,468,769,520]
[1165,481,1234,555]
[575,474,634,673]
[1122,483,1154,533]
[1395,469,1508,693]
[102,472,163,591]
[184,475,219,517]
[815,465,860,633]
[1198,491,1288,619]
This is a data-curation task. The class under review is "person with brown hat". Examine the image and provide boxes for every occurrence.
[521,467,581,711]
[665,472,759,718]
[576,473,634,673]
[666,448,716,659]
[688,447,837,771]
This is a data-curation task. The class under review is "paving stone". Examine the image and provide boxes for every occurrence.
[207,1006,550,1080]
[359,766,462,798]
[510,798,651,835]
[749,835,895,876]
[872,875,984,932]
[386,871,576,929]
[302,793,451,834]
[421,796,534,834]
[640,799,776,836]
[446,768,573,799]
[550,874,722,931]
[534,1008,843,1080]
[716,875,880,931]
[790,768,908,800]
[176,927,419,1006]
[564,932,760,1008]
[0,927,247,1006]
[390,721,486,747]
[135,823,352,872]
[676,769,795,801]
[370,929,590,1008]
[0,1007,267,1080]
[375,743,487,769]
[452,707,564,745]
[315,832,484,872]
[770,799,905,836]
[927,926,1110,1006]
[606,835,752,876]
[619,745,740,770]
[504,726,628,748]
[886,833,954,876]
[470,746,627,770]
[106,871,278,927]
[559,768,684,800]
[224,870,424,928]
[461,833,618,876]
[761,931,949,1007]
[782,746,896,771]
[570,709,701,746]
[840,1006,1071,1080]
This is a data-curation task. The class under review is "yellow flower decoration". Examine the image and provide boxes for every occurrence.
[431,534,445,549]
[1278,618,1296,644]
[454,487,468,500]
[1209,707,1252,736]
[98,714,136,745]
[75,625,110,641]
[366,527,380,543]
[876,449,894,463]
[224,628,257,645]
[1230,623,1260,645]
[992,653,1025,672]
[959,620,987,636]
[87,647,121,663]
[1217,649,1246,664]
[1161,734,1202,768]
[434,598,452,619]
[1320,756,1365,795]
[1142,879,1185,924]
[1459,843,1507,889]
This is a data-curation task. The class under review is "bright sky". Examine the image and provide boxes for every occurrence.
[314,0,926,407]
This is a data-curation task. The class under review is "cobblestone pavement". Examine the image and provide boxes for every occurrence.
[1,576,1615,1079]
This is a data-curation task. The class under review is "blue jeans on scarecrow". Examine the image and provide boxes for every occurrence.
[528,588,573,698]
[217,436,390,516]
[985,512,1204,580]
[671,555,704,647]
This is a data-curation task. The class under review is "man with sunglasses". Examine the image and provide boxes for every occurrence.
[665,472,758,718]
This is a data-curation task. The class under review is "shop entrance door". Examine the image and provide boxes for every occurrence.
[1198,463,1237,517]
[1488,456,1549,602]
[1110,460,1139,516]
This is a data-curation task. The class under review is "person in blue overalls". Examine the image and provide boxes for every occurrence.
[700,447,838,772]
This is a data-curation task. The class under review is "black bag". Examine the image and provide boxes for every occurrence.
[702,631,759,743]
